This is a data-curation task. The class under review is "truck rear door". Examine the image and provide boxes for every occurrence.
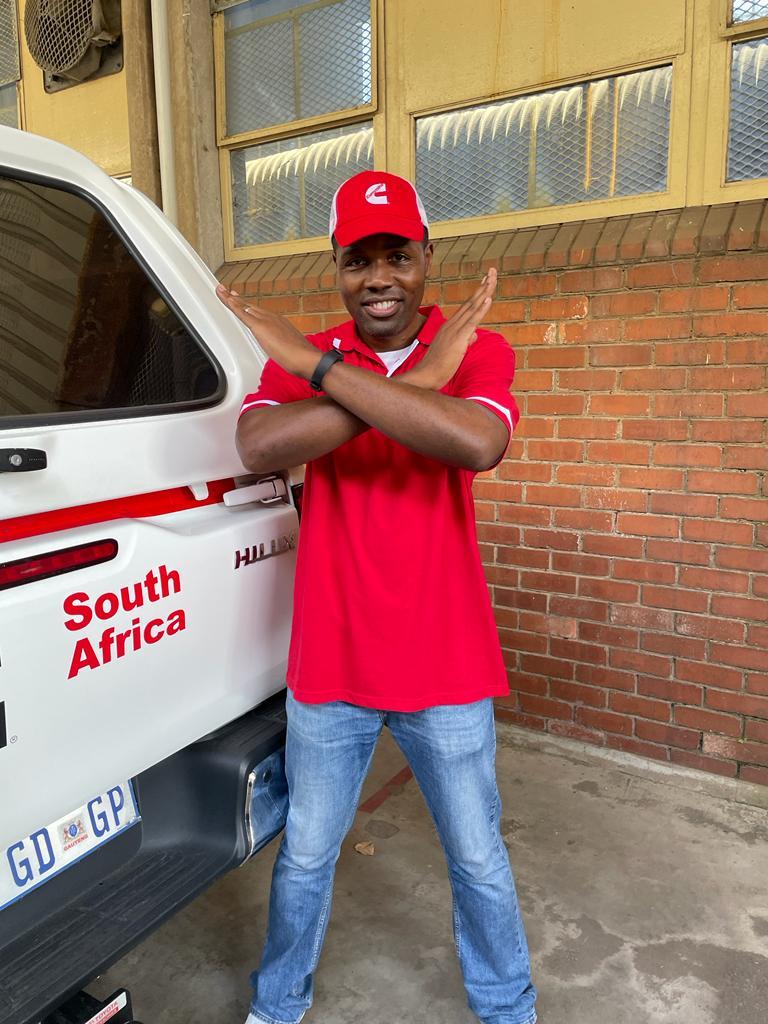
[0,126,297,855]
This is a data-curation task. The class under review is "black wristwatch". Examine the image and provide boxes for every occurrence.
[310,349,344,391]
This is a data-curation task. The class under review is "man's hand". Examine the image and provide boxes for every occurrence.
[402,268,497,390]
[216,284,320,380]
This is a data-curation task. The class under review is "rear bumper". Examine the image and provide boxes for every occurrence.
[0,693,287,1024]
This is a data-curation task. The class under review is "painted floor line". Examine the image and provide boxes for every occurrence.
[359,764,414,814]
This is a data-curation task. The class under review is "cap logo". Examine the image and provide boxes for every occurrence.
[365,182,388,205]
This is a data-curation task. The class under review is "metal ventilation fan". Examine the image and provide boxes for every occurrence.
[24,0,122,91]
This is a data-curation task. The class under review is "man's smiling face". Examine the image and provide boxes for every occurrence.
[334,233,434,351]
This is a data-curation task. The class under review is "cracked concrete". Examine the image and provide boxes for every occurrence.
[91,722,768,1024]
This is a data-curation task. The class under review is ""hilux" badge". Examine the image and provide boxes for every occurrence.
[234,533,297,570]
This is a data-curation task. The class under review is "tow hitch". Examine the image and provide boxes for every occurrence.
[42,988,142,1024]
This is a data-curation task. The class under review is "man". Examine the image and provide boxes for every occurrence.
[216,170,537,1024]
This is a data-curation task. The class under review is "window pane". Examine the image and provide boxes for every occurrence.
[416,106,530,221]
[0,0,20,87]
[231,121,373,247]
[416,66,672,223]
[614,70,672,196]
[732,1,768,24]
[0,178,220,420]
[0,81,17,128]
[534,86,588,206]
[728,38,768,181]
[224,0,372,136]
[299,0,371,121]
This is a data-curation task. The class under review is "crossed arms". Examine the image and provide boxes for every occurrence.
[216,270,510,475]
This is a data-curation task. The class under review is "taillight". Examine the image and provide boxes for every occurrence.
[291,483,304,520]
[0,539,118,591]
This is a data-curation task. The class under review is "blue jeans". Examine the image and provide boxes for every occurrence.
[248,692,537,1024]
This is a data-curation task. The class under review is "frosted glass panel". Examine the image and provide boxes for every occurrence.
[231,122,373,246]
[728,38,768,181]
[416,67,672,222]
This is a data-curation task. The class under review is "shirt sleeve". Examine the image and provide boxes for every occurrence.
[239,357,314,418]
[450,330,520,438]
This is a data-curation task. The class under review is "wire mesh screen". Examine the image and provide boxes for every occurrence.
[416,66,672,223]
[614,73,672,196]
[231,121,373,247]
[0,0,20,86]
[728,38,768,180]
[0,81,17,127]
[224,0,372,137]
[127,304,218,406]
[732,0,768,23]
[24,0,94,73]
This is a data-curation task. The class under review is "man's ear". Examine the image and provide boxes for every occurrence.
[423,240,434,276]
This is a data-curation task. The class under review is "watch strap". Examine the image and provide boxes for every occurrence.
[310,349,344,391]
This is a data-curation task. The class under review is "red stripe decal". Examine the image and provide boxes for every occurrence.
[2,479,235,543]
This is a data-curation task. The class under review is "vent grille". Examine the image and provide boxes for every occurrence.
[0,0,20,86]
[24,0,121,89]
[25,0,96,74]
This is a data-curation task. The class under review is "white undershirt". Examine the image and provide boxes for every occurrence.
[374,339,420,376]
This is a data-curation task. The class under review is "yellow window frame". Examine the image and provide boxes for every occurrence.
[213,0,379,147]
[719,0,768,34]
[214,0,383,261]
[399,53,693,242]
[215,0,768,263]
[698,0,768,203]
[220,114,384,262]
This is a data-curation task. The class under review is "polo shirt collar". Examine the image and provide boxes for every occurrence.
[413,305,446,346]
[330,305,446,361]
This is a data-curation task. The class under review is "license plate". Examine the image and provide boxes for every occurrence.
[0,781,140,910]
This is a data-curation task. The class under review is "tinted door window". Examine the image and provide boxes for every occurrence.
[0,177,221,421]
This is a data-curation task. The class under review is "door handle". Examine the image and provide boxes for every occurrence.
[0,448,48,473]
[223,476,287,507]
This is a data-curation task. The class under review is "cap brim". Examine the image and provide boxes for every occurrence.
[333,212,426,247]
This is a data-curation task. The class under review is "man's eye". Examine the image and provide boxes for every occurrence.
[391,252,409,263]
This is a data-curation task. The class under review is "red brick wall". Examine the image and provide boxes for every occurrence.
[219,200,768,785]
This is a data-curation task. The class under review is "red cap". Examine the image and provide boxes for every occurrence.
[329,171,429,246]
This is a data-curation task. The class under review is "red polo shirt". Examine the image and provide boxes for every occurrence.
[240,306,519,711]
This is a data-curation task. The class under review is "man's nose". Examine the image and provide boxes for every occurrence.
[364,260,395,289]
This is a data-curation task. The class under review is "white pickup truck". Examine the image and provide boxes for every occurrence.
[0,126,297,1024]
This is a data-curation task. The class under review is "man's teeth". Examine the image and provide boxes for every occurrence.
[369,301,397,311]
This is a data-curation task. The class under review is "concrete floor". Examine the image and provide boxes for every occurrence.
[91,723,768,1024]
